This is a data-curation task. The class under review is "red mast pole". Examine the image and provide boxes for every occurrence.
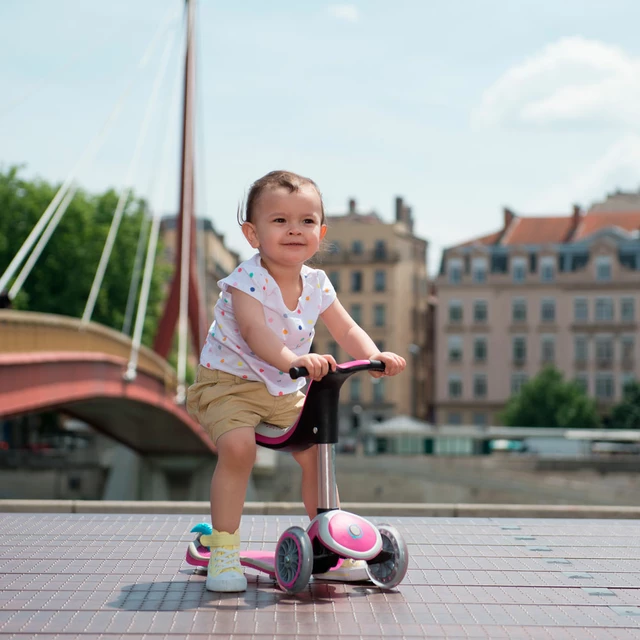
[154,0,207,359]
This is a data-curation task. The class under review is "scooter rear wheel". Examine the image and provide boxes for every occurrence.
[365,524,409,589]
[275,526,313,594]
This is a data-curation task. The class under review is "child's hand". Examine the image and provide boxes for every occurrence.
[290,353,337,381]
[368,351,406,378]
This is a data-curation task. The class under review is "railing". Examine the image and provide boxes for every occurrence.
[317,249,400,264]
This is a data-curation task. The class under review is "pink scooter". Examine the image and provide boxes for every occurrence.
[185,360,409,594]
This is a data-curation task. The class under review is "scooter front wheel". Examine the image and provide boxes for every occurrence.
[275,526,313,594]
[366,524,409,589]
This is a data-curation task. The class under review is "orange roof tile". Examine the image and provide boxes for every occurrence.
[574,211,640,240]
[457,230,502,248]
[503,216,575,245]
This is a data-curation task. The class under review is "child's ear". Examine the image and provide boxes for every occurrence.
[242,222,259,248]
[320,225,327,240]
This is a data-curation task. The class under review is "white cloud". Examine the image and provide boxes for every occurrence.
[526,135,640,211]
[474,36,640,129]
[327,4,359,23]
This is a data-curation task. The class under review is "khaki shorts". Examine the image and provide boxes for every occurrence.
[186,366,305,444]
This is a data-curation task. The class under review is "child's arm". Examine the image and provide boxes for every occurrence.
[320,299,406,376]
[231,288,336,380]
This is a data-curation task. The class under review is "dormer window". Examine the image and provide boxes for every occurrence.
[595,255,612,282]
[540,256,555,283]
[472,257,488,283]
[448,258,462,284]
[512,257,526,283]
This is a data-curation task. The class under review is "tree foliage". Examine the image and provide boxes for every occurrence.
[500,366,601,428]
[609,381,640,429]
[0,165,168,346]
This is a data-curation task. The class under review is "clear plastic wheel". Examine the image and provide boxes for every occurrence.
[275,526,313,594]
[365,524,409,589]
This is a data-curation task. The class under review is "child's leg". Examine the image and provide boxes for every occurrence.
[292,446,318,518]
[211,426,257,532]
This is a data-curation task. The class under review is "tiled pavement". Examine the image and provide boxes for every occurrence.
[0,513,639,639]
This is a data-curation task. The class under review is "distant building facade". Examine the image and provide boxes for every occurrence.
[311,197,434,433]
[434,192,640,426]
[160,216,240,321]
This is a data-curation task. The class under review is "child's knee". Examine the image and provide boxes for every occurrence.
[292,445,317,468]
[217,430,257,468]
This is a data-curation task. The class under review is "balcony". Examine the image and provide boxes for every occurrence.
[320,249,400,264]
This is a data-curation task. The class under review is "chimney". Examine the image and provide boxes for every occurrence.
[572,204,581,223]
[404,205,414,232]
[395,196,404,222]
[348,198,357,214]
[503,207,515,230]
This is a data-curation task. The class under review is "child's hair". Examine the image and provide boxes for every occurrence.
[237,170,326,226]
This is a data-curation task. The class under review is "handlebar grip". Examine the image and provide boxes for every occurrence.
[289,366,309,380]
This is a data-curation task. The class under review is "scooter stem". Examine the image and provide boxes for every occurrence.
[317,443,338,510]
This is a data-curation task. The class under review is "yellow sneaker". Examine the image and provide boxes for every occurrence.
[314,557,369,582]
[200,529,247,592]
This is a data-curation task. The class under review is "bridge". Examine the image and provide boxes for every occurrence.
[0,0,215,498]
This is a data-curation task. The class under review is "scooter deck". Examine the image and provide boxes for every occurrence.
[186,544,368,582]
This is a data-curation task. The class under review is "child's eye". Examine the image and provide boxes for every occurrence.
[304,218,316,224]
[273,217,286,223]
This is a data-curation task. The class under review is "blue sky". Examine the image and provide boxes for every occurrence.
[2,0,640,274]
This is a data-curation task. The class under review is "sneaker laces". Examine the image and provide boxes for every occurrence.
[209,546,242,576]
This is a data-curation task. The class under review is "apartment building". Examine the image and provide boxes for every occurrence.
[434,194,640,426]
[311,197,434,432]
[160,216,240,320]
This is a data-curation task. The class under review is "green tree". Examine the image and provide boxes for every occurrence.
[609,381,640,429]
[0,165,168,346]
[500,366,601,428]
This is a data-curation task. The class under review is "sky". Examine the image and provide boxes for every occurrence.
[2,0,640,275]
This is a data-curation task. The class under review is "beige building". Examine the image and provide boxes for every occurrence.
[160,216,240,320]
[434,194,640,426]
[311,197,434,433]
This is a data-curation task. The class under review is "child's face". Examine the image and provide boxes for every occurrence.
[242,184,327,267]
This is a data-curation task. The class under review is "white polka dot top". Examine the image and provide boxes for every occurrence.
[199,253,337,396]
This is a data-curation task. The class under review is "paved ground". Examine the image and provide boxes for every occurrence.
[0,512,639,639]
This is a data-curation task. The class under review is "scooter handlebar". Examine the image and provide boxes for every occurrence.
[289,359,385,380]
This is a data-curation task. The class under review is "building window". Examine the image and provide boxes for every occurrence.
[472,257,488,283]
[327,340,339,361]
[447,412,462,425]
[595,297,614,322]
[621,374,636,395]
[541,298,556,323]
[540,335,556,364]
[574,297,588,322]
[474,337,487,362]
[373,304,385,327]
[350,377,361,402]
[512,298,527,323]
[374,270,386,292]
[328,270,340,292]
[472,412,487,427]
[372,378,385,403]
[328,241,340,254]
[448,336,463,363]
[574,336,588,364]
[473,374,487,398]
[350,303,362,324]
[621,336,635,366]
[621,297,635,323]
[448,300,463,323]
[540,256,555,282]
[448,258,462,284]
[448,375,463,399]
[374,240,387,260]
[595,255,612,281]
[574,374,589,395]
[375,340,385,353]
[473,300,488,323]
[512,336,527,364]
[595,374,614,400]
[351,271,363,292]
[512,257,526,283]
[595,336,614,366]
[351,240,363,255]
[511,373,528,394]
